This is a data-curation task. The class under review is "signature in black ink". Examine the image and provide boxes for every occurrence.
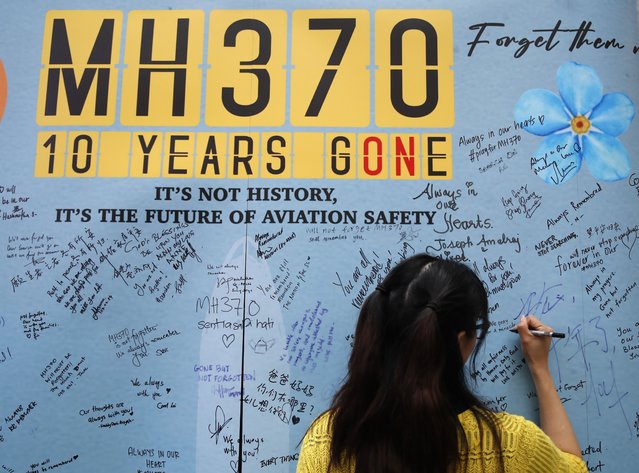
[208,405,232,444]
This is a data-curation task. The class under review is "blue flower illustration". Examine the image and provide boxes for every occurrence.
[514,61,635,185]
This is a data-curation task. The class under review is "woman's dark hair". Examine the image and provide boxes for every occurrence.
[327,253,502,473]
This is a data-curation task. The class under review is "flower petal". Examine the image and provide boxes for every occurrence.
[590,92,635,137]
[514,89,571,136]
[557,62,603,116]
[582,132,631,181]
[530,132,581,185]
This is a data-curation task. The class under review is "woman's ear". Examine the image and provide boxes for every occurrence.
[457,330,476,363]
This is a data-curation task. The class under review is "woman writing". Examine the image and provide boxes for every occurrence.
[297,254,586,472]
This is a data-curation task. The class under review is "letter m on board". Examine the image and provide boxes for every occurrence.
[38,11,122,125]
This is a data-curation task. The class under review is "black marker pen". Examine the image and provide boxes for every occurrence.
[509,328,565,338]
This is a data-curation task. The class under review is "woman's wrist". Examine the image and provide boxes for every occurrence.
[529,364,553,387]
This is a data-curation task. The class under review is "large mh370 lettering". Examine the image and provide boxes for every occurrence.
[37,10,454,128]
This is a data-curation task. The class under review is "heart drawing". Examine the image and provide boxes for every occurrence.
[222,334,236,348]
[620,229,637,258]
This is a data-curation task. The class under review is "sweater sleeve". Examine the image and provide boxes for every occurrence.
[514,417,587,473]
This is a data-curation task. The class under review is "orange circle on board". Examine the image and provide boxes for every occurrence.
[0,59,6,122]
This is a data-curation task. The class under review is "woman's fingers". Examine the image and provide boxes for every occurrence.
[520,314,553,333]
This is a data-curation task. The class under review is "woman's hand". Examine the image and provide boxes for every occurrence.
[515,314,551,376]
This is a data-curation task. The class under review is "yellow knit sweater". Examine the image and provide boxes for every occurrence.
[297,410,587,473]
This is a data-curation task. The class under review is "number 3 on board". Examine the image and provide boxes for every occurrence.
[207,10,453,128]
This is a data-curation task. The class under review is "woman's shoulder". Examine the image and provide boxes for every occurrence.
[459,408,532,432]
[493,411,538,432]
[458,409,550,454]
[297,411,339,473]
[301,410,334,445]
[459,409,587,472]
